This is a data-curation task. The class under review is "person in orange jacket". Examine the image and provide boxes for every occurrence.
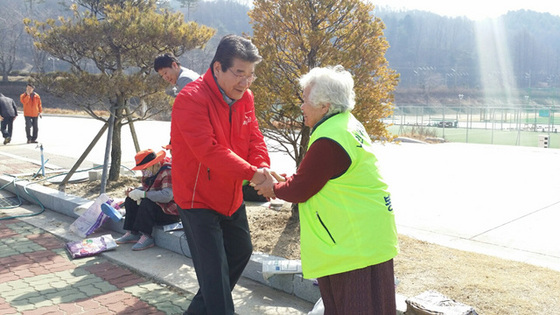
[20,83,42,143]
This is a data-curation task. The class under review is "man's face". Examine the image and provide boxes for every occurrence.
[26,86,34,94]
[213,58,256,100]
[157,62,181,85]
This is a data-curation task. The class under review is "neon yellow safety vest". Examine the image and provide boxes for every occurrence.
[299,111,398,279]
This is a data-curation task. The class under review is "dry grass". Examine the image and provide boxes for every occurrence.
[43,108,109,117]
[60,175,138,200]
[395,235,560,314]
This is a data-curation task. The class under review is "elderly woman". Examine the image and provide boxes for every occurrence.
[116,149,179,251]
[254,66,398,314]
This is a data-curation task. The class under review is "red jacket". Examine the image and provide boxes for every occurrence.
[170,68,270,216]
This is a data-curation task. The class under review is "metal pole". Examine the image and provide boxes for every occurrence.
[125,105,140,153]
[491,108,494,144]
[466,107,470,143]
[516,109,521,146]
[548,107,552,148]
[442,106,445,139]
[40,144,45,177]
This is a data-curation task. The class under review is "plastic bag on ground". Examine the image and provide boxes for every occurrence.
[308,297,324,315]
[69,194,111,238]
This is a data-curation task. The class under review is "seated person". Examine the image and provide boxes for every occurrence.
[116,149,179,250]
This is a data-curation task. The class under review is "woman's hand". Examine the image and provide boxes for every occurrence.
[270,171,286,182]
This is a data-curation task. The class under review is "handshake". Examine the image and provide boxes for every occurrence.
[250,168,286,200]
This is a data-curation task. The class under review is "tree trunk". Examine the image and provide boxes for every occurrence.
[108,103,124,181]
[291,126,310,218]
[109,118,122,181]
[290,203,299,219]
[296,126,310,167]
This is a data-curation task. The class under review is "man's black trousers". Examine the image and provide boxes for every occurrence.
[179,204,252,315]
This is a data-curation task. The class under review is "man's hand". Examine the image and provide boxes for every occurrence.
[250,168,267,185]
[252,169,278,199]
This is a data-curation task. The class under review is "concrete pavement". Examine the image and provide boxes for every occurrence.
[374,141,560,273]
[0,205,315,314]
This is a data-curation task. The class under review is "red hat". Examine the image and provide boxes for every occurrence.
[132,149,166,170]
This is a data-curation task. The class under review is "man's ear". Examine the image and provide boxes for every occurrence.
[213,61,222,74]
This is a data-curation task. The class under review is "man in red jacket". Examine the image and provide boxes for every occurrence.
[171,34,271,315]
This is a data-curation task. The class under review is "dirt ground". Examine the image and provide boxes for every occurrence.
[54,175,560,315]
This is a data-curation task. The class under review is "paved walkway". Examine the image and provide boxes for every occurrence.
[0,217,191,314]
[0,201,313,315]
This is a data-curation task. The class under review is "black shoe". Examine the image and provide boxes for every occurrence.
[30,140,38,143]
[6,137,10,144]
[3,138,7,145]
[27,140,31,144]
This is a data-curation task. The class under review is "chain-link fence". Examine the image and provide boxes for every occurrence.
[386,105,560,148]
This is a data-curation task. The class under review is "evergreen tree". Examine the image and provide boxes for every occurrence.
[25,0,215,181]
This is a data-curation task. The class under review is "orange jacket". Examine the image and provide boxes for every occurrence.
[20,92,42,117]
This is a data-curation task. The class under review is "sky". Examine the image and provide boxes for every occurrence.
[371,0,560,20]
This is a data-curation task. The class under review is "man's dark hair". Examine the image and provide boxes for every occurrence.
[210,34,262,72]
[27,83,35,88]
[154,53,180,72]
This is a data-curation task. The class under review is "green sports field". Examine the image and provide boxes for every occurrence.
[389,125,559,148]
[388,105,560,148]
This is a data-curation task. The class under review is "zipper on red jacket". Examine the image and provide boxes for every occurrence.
[207,168,211,180]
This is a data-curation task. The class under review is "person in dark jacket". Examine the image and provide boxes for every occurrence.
[0,93,18,145]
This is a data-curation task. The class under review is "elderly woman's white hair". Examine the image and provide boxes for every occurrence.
[299,65,356,115]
